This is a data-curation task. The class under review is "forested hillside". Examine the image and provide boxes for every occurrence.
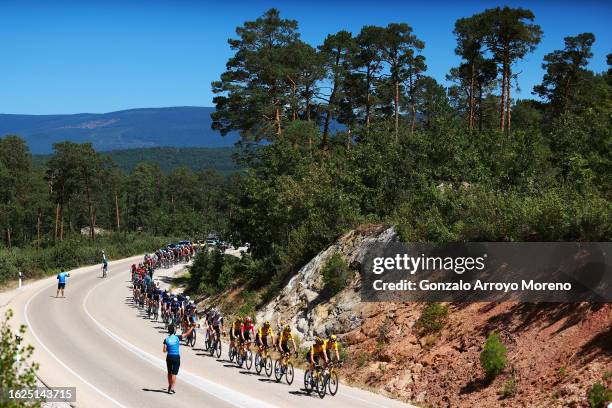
[192,7,610,299]
[33,146,241,175]
[0,107,239,153]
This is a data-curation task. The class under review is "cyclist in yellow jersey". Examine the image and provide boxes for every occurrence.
[229,318,242,349]
[276,325,297,355]
[256,321,275,351]
[307,336,329,369]
[326,334,341,363]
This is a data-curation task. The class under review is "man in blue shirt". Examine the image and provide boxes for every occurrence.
[56,269,70,298]
[163,323,195,394]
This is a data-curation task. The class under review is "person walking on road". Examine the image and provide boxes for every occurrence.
[163,323,195,394]
[56,269,70,298]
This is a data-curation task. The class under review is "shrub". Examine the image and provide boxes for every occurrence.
[355,351,369,367]
[501,377,518,398]
[321,253,351,297]
[0,309,40,408]
[415,302,449,335]
[480,332,507,378]
[588,383,612,408]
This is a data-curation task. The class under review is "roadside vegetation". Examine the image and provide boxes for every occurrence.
[0,233,174,285]
[0,310,40,408]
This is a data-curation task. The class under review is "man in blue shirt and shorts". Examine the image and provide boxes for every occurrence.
[163,323,195,394]
[56,269,70,298]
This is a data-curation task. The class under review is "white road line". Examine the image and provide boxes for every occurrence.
[83,275,278,408]
[24,282,130,408]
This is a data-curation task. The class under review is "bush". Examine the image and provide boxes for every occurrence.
[415,302,449,335]
[480,332,507,378]
[501,377,518,398]
[0,309,40,408]
[0,233,174,286]
[321,253,351,297]
[588,383,612,408]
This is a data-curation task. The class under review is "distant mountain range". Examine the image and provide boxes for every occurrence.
[0,107,239,154]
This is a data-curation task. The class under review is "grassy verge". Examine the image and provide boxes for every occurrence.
[0,233,177,286]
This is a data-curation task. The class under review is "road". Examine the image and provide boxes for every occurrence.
[2,256,415,408]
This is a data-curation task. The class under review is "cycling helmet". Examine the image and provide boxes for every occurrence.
[329,334,337,342]
[263,321,270,327]
[185,296,190,301]
[283,325,290,332]
[190,300,195,305]
[173,297,177,301]
[315,336,323,344]
[245,316,252,323]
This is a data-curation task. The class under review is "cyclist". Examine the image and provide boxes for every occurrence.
[101,250,109,276]
[255,321,274,359]
[240,316,255,356]
[277,325,297,359]
[307,336,329,371]
[170,297,181,323]
[210,308,224,347]
[229,317,242,355]
[326,334,341,364]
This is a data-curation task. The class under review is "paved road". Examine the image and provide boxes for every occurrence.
[3,256,415,408]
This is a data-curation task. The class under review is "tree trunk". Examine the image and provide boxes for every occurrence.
[469,63,475,131]
[274,104,282,138]
[54,202,60,239]
[478,83,484,132]
[506,66,511,134]
[115,191,120,231]
[365,68,372,127]
[84,177,95,242]
[499,63,506,132]
[394,79,400,142]
[6,227,11,248]
[323,53,341,149]
[37,210,41,250]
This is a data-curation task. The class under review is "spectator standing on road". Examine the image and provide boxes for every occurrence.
[56,269,70,298]
[163,323,195,394]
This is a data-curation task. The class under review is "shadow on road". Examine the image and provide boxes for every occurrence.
[142,388,169,394]
[288,390,313,397]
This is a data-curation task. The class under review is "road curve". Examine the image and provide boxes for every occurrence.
[3,256,415,408]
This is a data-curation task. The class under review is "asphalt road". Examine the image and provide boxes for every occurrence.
[3,256,415,408]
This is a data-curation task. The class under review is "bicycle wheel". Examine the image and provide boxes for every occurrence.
[215,339,222,358]
[153,307,158,321]
[245,349,253,370]
[229,346,235,362]
[327,371,339,396]
[304,370,312,393]
[190,330,197,347]
[274,360,283,382]
[285,362,294,385]
[316,373,327,398]
[204,332,210,351]
[237,350,244,367]
[264,356,273,377]
[255,353,262,374]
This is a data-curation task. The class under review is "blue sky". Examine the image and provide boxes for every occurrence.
[1,0,610,114]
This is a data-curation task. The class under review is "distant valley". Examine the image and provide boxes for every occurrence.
[0,106,239,154]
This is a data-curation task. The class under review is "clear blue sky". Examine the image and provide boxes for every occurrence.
[1,0,610,114]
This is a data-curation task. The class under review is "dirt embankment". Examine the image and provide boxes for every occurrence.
[254,225,612,407]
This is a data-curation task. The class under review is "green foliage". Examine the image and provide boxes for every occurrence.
[480,332,508,378]
[588,383,612,408]
[321,253,351,297]
[0,233,172,285]
[501,376,518,398]
[0,309,40,408]
[415,303,449,335]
